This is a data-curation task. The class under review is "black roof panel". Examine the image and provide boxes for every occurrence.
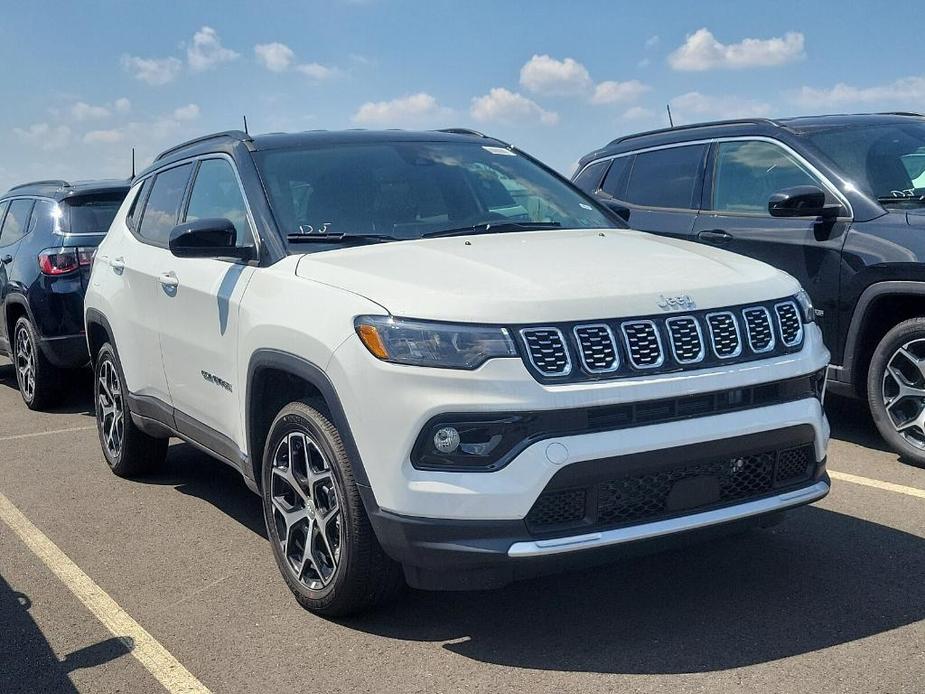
[2,178,130,201]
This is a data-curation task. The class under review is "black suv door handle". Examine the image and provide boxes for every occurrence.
[697,230,732,245]
[1,255,12,264]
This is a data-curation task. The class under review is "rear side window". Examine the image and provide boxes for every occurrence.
[0,202,8,231]
[184,159,253,247]
[64,193,126,234]
[623,145,707,209]
[599,157,631,198]
[0,199,35,246]
[137,164,193,245]
[572,160,609,193]
[28,200,58,236]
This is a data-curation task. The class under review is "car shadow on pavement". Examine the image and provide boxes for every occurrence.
[345,506,924,674]
[0,574,133,693]
[825,393,892,454]
[0,362,94,416]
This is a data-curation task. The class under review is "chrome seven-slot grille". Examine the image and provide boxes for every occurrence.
[518,298,804,382]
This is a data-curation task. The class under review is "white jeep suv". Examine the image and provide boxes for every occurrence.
[84,129,831,615]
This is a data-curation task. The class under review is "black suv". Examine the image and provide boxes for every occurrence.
[573,113,925,465]
[0,179,129,408]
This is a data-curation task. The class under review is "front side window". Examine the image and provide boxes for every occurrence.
[185,159,253,247]
[0,199,35,246]
[138,163,193,245]
[622,145,707,210]
[803,121,925,204]
[254,141,616,249]
[712,141,826,214]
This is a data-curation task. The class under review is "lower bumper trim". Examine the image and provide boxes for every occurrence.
[508,480,830,558]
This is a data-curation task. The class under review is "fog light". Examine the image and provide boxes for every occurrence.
[433,427,461,453]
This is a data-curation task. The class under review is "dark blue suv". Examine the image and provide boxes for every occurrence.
[0,179,129,409]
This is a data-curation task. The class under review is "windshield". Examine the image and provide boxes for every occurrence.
[803,121,925,202]
[64,192,127,234]
[254,141,616,246]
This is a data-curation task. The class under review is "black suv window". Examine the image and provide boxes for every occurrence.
[0,199,35,246]
[138,164,193,245]
[572,160,609,193]
[185,159,253,247]
[0,202,8,231]
[623,145,706,209]
[712,141,825,214]
[28,200,58,236]
[65,193,125,234]
[599,157,631,198]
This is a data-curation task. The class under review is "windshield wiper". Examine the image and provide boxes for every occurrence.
[286,233,402,245]
[422,221,562,239]
[878,194,925,205]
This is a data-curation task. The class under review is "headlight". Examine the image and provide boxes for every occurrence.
[354,316,517,369]
[795,289,815,323]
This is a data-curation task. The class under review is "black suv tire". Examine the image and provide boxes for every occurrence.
[94,342,168,476]
[868,317,925,468]
[261,401,403,616]
[13,316,61,410]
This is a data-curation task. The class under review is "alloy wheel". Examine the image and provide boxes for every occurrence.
[97,358,125,457]
[15,325,35,402]
[881,338,925,449]
[270,431,343,590]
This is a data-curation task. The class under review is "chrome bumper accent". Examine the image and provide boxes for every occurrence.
[507,480,829,558]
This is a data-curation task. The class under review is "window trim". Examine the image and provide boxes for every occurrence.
[573,136,854,219]
[0,196,37,248]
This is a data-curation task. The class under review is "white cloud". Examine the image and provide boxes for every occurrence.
[13,123,71,151]
[470,88,559,126]
[121,55,183,85]
[352,92,451,126]
[792,76,925,108]
[645,35,660,49]
[173,104,200,121]
[623,106,656,120]
[254,42,295,72]
[670,91,772,121]
[591,80,651,105]
[84,129,125,144]
[520,54,592,96]
[70,102,111,121]
[668,28,805,71]
[114,97,131,114]
[295,62,341,81]
[187,26,239,71]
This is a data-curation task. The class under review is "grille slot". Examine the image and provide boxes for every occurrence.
[666,316,705,364]
[775,301,804,347]
[621,320,664,369]
[706,312,742,358]
[525,488,586,532]
[774,445,813,484]
[573,324,619,373]
[743,306,775,353]
[520,328,571,376]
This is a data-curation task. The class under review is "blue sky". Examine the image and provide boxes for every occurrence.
[1,0,922,192]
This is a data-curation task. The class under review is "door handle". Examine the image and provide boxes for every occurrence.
[158,272,179,289]
[1,255,12,264]
[697,230,732,245]
[109,256,125,272]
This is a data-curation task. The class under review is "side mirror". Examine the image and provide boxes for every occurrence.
[168,218,254,261]
[768,186,841,220]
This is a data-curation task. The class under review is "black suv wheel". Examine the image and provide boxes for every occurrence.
[94,342,168,476]
[261,401,403,616]
[868,318,925,467]
[13,316,62,410]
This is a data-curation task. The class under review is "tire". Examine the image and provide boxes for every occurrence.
[868,317,925,468]
[12,316,61,410]
[261,401,403,616]
[94,342,168,477]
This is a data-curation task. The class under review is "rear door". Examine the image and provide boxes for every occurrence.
[596,144,708,240]
[693,139,850,346]
[0,198,35,344]
[156,156,257,456]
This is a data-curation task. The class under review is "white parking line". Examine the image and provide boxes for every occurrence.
[830,470,925,499]
[0,425,96,442]
[0,492,211,694]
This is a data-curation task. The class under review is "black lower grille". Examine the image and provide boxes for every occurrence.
[526,443,815,536]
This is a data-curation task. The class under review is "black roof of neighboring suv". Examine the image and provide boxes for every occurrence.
[2,178,131,201]
[577,112,925,170]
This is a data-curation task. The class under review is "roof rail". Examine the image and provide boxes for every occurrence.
[606,118,780,148]
[877,111,925,117]
[154,130,251,162]
[8,179,70,192]
[435,128,489,138]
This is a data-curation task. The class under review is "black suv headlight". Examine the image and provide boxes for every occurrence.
[354,316,517,369]
[795,289,815,323]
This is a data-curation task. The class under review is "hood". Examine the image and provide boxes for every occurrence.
[907,209,925,227]
[294,229,799,323]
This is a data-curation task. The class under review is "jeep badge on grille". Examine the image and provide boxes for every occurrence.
[657,294,696,312]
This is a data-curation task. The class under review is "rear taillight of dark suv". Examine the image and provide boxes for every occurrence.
[38,247,96,276]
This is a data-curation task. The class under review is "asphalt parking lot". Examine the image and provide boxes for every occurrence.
[0,359,922,694]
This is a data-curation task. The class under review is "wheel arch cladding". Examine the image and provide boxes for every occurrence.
[84,309,115,367]
[245,350,374,496]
